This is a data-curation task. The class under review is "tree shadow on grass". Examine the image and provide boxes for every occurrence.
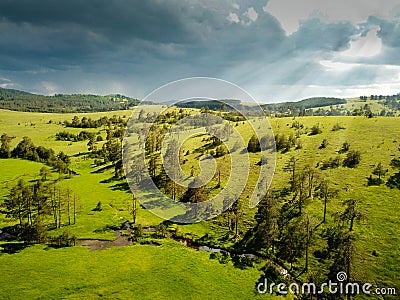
[0,242,30,254]
[91,164,114,174]
[110,182,130,192]
[99,176,120,184]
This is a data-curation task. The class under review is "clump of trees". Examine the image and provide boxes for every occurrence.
[386,158,400,189]
[55,130,96,142]
[2,179,78,244]
[309,123,322,135]
[343,150,361,168]
[241,160,366,292]
[1,134,71,173]
[64,115,127,128]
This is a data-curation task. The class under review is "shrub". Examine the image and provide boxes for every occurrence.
[309,123,322,135]
[321,156,341,169]
[319,139,328,149]
[343,150,361,168]
[247,134,261,153]
[332,123,345,131]
[339,141,351,153]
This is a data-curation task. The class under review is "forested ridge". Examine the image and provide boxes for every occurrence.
[0,87,139,113]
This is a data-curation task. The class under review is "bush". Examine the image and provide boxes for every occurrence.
[321,156,341,170]
[309,123,322,135]
[332,123,345,131]
[247,134,261,153]
[343,150,361,168]
[339,141,351,153]
[319,139,328,149]
[386,172,400,189]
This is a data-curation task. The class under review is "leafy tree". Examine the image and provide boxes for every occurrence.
[337,199,366,231]
[247,134,261,152]
[309,123,322,135]
[389,158,400,169]
[372,162,387,180]
[323,227,355,285]
[181,178,207,203]
[314,179,338,223]
[0,133,12,158]
[250,191,279,253]
[231,199,243,238]
[343,150,361,168]
[283,156,298,191]
[277,217,307,270]
[386,172,400,189]
[39,166,52,181]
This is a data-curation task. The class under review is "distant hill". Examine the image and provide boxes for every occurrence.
[262,97,347,111]
[0,87,139,113]
[175,99,241,110]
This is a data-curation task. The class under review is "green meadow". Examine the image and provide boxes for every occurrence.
[0,108,399,299]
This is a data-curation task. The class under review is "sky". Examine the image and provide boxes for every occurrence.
[1,0,400,102]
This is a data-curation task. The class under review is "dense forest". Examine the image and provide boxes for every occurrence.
[263,97,347,112]
[0,87,139,112]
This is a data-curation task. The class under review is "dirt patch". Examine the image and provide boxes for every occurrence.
[78,230,132,251]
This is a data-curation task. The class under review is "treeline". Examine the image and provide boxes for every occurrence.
[1,134,71,173]
[263,97,347,112]
[175,99,241,111]
[0,87,139,113]
[1,178,78,245]
[56,130,98,142]
[63,115,127,128]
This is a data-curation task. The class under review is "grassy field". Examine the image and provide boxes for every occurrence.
[0,240,293,300]
[0,108,399,299]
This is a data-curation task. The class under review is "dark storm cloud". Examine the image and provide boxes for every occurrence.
[291,19,357,52]
[368,16,400,47]
[0,0,192,44]
[0,0,400,99]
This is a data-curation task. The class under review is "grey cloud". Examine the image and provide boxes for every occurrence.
[0,0,399,100]
[291,19,357,52]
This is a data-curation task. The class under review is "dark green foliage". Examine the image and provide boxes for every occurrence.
[343,150,361,168]
[372,162,387,179]
[275,133,295,152]
[64,115,127,128]
[319,139,328,149]
[181,178,207,203]
[263,97,347,111]
[0,87,138,113]
[367,175,383,186]
[209,252,231,264]
[386,172,400,189]
[93,201,102,212]
[176,99,241,111]
[309,123,322,135]
[339,141,351,153]
[320,156,341,170]
[276,217,307,269]
[247,134,261,153]
[332,123,345,131]
[0,133,13,158]
[390,158,400,169]
[55,130,96,142]
[9,136,70,173]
